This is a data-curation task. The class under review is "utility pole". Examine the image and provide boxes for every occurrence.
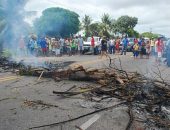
[150,27,152,33]
[150,27,152,39]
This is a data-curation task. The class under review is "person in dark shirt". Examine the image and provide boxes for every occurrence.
[100,36,109,58]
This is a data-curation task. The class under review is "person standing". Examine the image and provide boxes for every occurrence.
[71,39,76,55]
[109,38,115,54]
[150,38,155,56]
[59,37,64,55]
[121,36,129,55]
[133,42,139,59]
[91,36,95,55]
[78,35,84,55]
[46,37,51,56]
[115,37,120,53]
[140,39,146,59]
[74,36,79,54]
[29,37,35,56]
[18,36,26,56]
[100,36,108,58]
[156,38,163,65]
[146,41,151,59]
[55,39,61,56]
[65,38,71,56]
[166,41,170,67]
[40,37,47,56]
[133,38,138,56]
[154,39,158,61]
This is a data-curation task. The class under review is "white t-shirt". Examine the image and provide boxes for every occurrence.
[155,41,158,52]
[110,39,115,46]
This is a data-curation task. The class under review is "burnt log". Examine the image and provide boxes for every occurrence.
[69,71,92,81]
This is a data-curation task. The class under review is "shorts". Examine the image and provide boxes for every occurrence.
[42,48,47,52]
[158,52,162,58]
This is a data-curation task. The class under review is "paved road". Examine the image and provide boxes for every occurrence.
[14,53,170,81]
[0,53,169,130]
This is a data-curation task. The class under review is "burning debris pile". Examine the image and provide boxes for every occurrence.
[0,56,24,72]
[0,56,170,129]
[55,66,170,129]
[17,62,170,129]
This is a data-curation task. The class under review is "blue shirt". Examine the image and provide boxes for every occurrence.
[78,38,84,46]
[122,38,129,46]
[40,39,47,48]
[138,39,142,46]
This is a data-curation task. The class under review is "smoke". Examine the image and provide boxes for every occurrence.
[0,0,30,55]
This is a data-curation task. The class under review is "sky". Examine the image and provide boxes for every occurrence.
[25,0,170,37]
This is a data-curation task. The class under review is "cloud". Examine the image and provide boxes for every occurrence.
[25,0,170,37]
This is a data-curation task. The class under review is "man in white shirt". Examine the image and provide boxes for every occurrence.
[78,35,84,55]
[109,38,115,54]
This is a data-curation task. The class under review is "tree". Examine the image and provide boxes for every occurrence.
[34,7,80,38]
[101,13,112,37]
[115,15,138,35]
[110,19,119,36]
[127,28,140,38]
[141,32,159,39]
[82,15,92,38]
[89,22,101,36]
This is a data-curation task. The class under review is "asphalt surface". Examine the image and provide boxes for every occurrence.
[0,53,170,130]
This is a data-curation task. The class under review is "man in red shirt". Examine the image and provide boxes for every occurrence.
[91,36,95,55]
[156,38,163,65]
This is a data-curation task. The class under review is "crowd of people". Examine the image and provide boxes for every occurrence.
[93,36,168,65]
[18,35,84,57]
[17,34,168,65]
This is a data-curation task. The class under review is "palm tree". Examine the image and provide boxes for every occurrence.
[110,19,119,36]
[89,22,101,36]
[82,15,92,37]
[101,13,111,38]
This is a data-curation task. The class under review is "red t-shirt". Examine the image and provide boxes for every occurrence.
[157,40,162,52]
[91,37,95,47]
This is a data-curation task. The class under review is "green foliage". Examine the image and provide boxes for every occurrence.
[34,7,80,37]
[127,28,140,38]
[81,14,138,38]
[82,15,92,37]
[111,19,119,34]
[89,22,101,36]
[141,32,159,39]
[101,13,112,38]
[113,15,138,34]
[101,13,111,26]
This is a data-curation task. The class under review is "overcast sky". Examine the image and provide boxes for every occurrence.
[25,0,170,37]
